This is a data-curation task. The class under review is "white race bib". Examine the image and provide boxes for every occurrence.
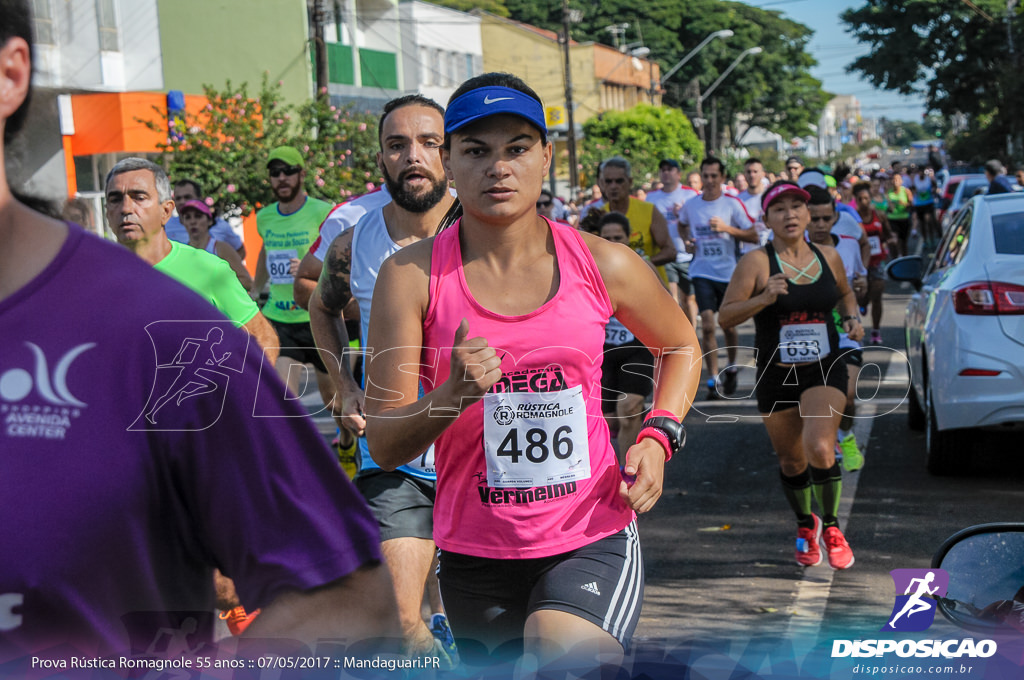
[483,385,590,489]
[406,447,435,475]
[604,317,635,346]
[779,322,830,363]
[268,249,298,285]
[699,238,727,261]
[868,235,882,256]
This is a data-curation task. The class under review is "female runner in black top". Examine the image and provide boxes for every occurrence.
[719,181,864,570]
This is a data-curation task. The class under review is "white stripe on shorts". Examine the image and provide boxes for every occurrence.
[603,521,643,640]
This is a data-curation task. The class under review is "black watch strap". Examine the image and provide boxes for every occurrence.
[643,416,686,455]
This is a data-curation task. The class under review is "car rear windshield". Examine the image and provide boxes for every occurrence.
[961,179,988,198]
[992,213,1024,254]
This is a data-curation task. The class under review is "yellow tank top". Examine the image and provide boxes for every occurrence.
[605,197,667,283]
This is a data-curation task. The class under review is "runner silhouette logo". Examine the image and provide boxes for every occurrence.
[130,322,246,431]
[882,568,949,632]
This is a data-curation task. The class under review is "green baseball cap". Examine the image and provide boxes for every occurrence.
[267,145,303,167]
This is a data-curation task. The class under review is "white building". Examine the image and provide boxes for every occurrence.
[399,1,483,106]
[318,0,483,110]
[31,0,163,92]
[818,95,878,157]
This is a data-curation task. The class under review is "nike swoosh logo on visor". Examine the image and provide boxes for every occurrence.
[483,96,514,104]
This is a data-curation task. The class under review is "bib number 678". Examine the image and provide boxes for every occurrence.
[497,425,574,464]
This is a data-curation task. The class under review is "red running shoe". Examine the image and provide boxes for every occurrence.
[823,526,855,570]
[795,514,823,567]
[219,606,261,636]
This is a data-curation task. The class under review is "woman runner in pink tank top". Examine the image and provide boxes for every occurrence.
[363,73,700,675]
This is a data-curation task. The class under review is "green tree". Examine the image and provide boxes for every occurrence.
[140,76,380,217]
[429,0,509,16]
[842,0,1024,163]
[879,118,928,148]
[503,0,828,145]
[578,104,703,187]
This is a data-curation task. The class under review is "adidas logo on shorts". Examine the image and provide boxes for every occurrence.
[581,581,601,596]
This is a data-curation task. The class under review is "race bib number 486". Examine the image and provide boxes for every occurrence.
[483,385,591,489]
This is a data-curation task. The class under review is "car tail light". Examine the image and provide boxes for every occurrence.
[959,368,1002,376]
[953,281,1024,315]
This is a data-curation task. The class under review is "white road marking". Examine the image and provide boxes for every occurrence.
[784,404,874,643]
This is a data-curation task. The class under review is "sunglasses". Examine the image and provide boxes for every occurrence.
[603,177,629,185]
[269,165,302,178]
[787,166,801,172]
[536,200,552,208]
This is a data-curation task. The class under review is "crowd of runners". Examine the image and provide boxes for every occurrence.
[2,0,981,674]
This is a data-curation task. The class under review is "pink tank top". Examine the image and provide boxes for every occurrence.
[421,218,634,559]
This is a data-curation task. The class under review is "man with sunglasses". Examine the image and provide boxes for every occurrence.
[253,146,336,418]
[785,156,805,180]
[308,95,458,667]
[536,188,571,225]
[584,156,674,282]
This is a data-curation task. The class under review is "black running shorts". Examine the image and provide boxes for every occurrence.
[269,319,327,372]
[693,277,729,314]
[601,340,655,413]
[437,522,643,658]
[755,357,849,414]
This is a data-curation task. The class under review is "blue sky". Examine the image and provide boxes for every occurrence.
[738,0,928,122]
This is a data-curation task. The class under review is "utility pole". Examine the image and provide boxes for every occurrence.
[561,0,579,200]
[312,0,329,101]
[1007,0,1020,159]
[690,77,707,152]
[711,97,718,153]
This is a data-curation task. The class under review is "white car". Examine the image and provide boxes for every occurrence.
[887,193,1024,475]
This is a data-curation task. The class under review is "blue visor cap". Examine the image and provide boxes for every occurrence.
[444,86,547,136]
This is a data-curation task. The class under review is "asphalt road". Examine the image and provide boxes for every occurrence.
[629,281,1024,674]
[299,274,1024,677]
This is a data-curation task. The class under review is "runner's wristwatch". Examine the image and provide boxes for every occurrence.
[637,417,686,461]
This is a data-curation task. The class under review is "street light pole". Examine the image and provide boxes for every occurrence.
[561,0,580,200]
[311,0,329,101]
[659,29,734,88]
[696,46,762,152]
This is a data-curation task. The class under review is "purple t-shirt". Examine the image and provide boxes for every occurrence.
[0,226,381,663]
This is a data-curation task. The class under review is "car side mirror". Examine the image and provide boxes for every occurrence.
[933,523,1024,634]
[886,255,924,291]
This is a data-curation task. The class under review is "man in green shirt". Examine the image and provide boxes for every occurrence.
[106,157,278,363]
[252,146,337,413]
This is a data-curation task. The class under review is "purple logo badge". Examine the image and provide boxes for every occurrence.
[882,568,950,632]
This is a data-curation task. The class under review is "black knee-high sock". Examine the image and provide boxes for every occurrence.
[810,463,843,527]
[780,468,814,529]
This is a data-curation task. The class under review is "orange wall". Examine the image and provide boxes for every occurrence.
[593,45,661,88]
[242,212,260,277]
[69,92,209,156]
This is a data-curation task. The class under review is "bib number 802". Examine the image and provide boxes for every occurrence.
[497,426,574,463]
